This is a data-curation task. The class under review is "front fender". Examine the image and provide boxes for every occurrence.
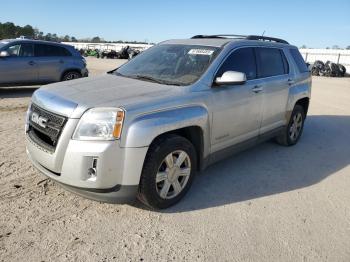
[121,106,210,150]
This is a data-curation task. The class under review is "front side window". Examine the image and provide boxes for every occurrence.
[116,44,220,86]
[34,44,71,57]
[216,47,257,80]
[5,44,21,56]
[3,43,34,57]
[256,48,287,77]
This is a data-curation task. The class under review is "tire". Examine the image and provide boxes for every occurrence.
[276,105,305,146]
[311,67,320,76]
[137,135,197,209]
[338,64,346,77]
[62,71,82,81]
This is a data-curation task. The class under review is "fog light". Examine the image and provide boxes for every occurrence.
[88,167,96,177]
[87,157,98,181]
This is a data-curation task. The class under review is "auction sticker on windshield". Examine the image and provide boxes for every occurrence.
[188,49,214,55]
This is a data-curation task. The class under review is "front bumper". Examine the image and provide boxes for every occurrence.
[26,128,148,203]
[27,151,138,203]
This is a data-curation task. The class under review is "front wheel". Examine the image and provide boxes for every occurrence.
[62,71,82,81]
[137,135,197,209]
[276,104,305,146]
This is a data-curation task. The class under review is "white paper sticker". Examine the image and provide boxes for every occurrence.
[188,49,214,55]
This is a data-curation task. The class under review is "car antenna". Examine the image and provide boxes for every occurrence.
[261,30,266,37]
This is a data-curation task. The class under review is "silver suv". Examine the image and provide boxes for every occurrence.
[0,39,88,85]
[25,35,311,209]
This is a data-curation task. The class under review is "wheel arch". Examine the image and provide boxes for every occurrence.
[148,126,205,171]
[295,97,310,115]
[60,68,82,80]
[121,106,211,170]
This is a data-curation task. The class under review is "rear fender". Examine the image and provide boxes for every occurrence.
[286,75,311,120]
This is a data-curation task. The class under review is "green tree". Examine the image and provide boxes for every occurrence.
[63,35,71,42]
[44,33,52,41]
[0,22,17,39]
[20,25,35,38]
[91,36,101,43]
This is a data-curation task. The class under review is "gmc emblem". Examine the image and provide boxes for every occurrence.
[31,112,48,128]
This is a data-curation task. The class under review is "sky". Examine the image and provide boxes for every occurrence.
[1,0,350,48]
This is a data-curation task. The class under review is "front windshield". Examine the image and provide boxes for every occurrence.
[0,42,8,50]
[115,44,220,86]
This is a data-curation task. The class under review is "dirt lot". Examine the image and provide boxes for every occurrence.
[1,58,350,262]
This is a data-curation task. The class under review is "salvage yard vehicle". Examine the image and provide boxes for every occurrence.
[100,44,119,59]
[0,39,88,85]
[25,34,311,209]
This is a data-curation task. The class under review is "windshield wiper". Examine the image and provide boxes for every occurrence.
[134,74,166,84]
[136,75,184,86]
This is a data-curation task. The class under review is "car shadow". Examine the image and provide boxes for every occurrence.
[0,87,38,98]
[160,115,350,213]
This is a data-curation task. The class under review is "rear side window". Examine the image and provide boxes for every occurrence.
[290,49,308,73]
[34,44,72,57]
[217,47,257,80]
[256,48,287,77]
[19,43,34,57]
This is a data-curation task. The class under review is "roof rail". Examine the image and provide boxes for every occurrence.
[245,35,289,44]
[191,34,289,44]
[191,34,247,39]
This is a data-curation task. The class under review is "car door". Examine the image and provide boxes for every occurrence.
[255,47,290,134]
[210,47,263,153]
[34,44,66,82]
[0,42,37,84]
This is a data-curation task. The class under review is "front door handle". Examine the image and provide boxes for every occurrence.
[252,85,263,93]
[28,61,35,66]
[288,79,295,85]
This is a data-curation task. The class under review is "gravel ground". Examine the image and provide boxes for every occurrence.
[0,58,350,262]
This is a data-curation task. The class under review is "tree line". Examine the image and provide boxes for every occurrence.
[0,22,150,44]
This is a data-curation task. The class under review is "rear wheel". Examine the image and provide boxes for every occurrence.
[62,71,82,81]
[138,135,197,209]
[276,104,305,146]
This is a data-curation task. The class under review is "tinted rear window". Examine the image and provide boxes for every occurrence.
[217,47,257,80]
[20,43,34,57]
[256,48,287,77]
[34,44,72,57]
[290,49,308,73]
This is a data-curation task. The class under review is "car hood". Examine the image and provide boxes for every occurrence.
[32,74,181,118]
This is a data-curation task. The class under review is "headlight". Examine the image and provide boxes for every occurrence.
[72,107,125,140]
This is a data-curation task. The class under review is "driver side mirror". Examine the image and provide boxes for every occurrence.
[0,51,9,58]
[214,71,247,86]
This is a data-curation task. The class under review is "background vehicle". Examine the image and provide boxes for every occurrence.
[0,39,88,85]
[26,34,311,209]
[100,44,119,59]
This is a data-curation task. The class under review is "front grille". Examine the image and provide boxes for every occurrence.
[27,104,67,153]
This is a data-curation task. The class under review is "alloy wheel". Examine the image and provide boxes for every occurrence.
[156,150,191,199]
[289,112,303,141]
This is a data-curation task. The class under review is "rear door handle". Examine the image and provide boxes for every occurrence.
[288,79,295,85]
[28,61,35,66]
[252,85,263,93]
